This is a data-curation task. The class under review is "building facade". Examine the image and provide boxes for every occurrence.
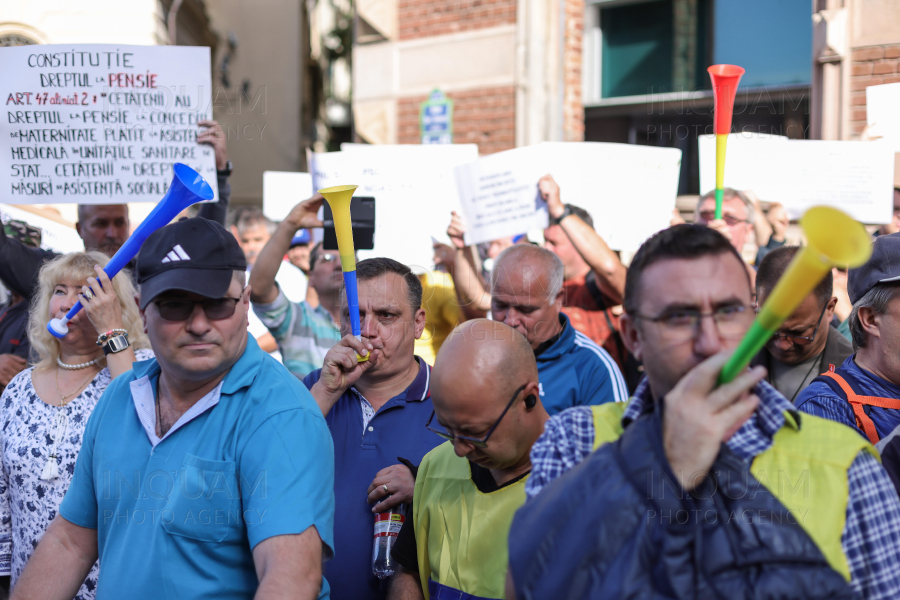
[352,0,587,153]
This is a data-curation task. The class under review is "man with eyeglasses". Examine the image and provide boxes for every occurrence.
[387,319,548,600]
[508,224,900,600]
[13,218,337,600]
[750,246,853,403]
[250,195,343,379]
[796,233,900,446]
[694,187,762,289]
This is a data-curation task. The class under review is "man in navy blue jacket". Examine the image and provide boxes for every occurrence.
[490,244,628,413]
[304,257,443,600]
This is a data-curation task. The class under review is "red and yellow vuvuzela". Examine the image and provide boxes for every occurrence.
[708,64,745,219]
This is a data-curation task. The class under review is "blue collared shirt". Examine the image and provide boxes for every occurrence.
[60,337,336,600]
[303,357,443,600]
[527,378,900,600]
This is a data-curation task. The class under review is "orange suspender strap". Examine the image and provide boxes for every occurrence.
[819,371,900,445]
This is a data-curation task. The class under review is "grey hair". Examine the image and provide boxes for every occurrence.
[848,283,900,350]
[234,207,276,236]
[695,188,755,225]
[76,203,128,224]
[491,244,565,304]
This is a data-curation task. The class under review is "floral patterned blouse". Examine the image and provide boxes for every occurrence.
[0,350,153,599]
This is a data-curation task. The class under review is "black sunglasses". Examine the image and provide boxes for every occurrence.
[153,290,244,322]
[425,383,528,448]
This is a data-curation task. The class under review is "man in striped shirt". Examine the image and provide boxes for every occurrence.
[249,196,342,378]
[489,244,627,414]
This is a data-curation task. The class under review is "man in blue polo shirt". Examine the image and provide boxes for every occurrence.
[304,257,443,600]
[12,219,335,600]
[489,244,628,413]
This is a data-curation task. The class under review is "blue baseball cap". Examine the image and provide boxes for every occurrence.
[290,230,311,247]
[848,232,900,304]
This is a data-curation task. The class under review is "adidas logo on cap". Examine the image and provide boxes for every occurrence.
[161,244,191,263]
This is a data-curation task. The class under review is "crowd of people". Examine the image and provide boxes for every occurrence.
[2,125,900,600]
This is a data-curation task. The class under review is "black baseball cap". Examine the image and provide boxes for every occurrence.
[136,218,247,309]
[848,232,900,304]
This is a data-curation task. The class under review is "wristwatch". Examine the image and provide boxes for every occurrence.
[102,335,131,356]
[550,205,574,226]
[217,160,233,177]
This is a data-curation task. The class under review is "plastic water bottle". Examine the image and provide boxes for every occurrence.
[372,502,407,578]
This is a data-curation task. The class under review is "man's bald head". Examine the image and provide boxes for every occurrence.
[435,319,537,400]
[489,244,566,349]
[490,244,564,304]
[431,319,546,473]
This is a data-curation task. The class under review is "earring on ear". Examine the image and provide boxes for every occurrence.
[524,394,537,409]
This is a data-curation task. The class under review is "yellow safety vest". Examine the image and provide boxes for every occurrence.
[590,402,878,581]
[413,441,527,600]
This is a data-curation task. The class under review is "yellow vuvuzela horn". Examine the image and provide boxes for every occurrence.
[319,184,368,362]
[719,206,872,384]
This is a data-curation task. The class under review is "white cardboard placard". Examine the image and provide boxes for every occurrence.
[263,171,313,222]
[0,44,217,204]
[454,142,682,251]
[699,134,894,223]
[310,145,478,271]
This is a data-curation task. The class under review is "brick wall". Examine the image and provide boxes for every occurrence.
[849,44,900,137]
[397,0,517,40]
[397,86,516,154]
[563,0,585,142]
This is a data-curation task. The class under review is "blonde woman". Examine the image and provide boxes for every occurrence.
[0,251,152,599]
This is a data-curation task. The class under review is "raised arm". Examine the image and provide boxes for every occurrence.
[10,516,98,600]
[444,212,491,314]
[253,527,323,600]
[250,196,323,305]
[196,120,231,226]
[80,265,136,379]
[745,190,772,249]
[538,176,626,304]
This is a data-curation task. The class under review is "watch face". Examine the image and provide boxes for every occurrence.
[106,336,130,354]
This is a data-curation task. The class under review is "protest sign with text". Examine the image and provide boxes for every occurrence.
[454,142,682,251]
[2,44,217,204]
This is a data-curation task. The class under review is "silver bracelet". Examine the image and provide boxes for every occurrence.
[96,329,128,346]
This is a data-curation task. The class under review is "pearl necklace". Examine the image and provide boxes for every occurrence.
[56,356,102,370]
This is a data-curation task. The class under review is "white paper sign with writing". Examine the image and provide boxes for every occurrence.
[310,144,478,271]
[454,142,682,251]
[1,44,217,204]
[699,134,894,223]
[454,145,548,247]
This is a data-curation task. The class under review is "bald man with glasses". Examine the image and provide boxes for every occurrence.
[388,319,548,600]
